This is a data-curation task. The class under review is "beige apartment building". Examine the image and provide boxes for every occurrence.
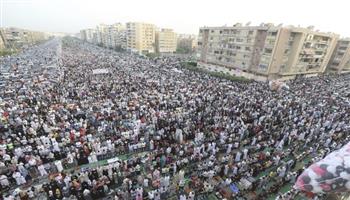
[156,28,177,53]
[0,29,6,50]
[126,22,156,54]
[0,27,49,50]
[327,38,350,73]
[198,23,339,80]
[0,37,5,50]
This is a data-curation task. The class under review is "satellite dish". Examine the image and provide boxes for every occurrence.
[234,23,242,27]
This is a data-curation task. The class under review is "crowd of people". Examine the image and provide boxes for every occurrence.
[1,37,350,200]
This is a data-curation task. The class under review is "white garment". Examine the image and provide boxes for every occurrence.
[0,175,9,186]
[235,152,242,162]
[180,194,187,200]
[38,164,48,176]
[55,160,64,172]
[13,172,26,185]
[243,149,248,159]
[150,140,154,150]
[143,178,149,187]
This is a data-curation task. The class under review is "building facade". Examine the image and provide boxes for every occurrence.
[105,23,126,50]
[0,29,6,50]
[80,29,96,43]
[327,38,350,73]
[1,27,49,50]
[81,24,126,50]
[176,34,197,53]
[198,24,339,79]
[263,26,339,79]
[126,22,156,54]
[155,28,177,53]
[95,24,109,46]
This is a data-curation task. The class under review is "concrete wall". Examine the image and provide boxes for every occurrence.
[198,62,268,81]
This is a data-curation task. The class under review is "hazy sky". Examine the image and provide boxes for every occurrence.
[1,0,350,37]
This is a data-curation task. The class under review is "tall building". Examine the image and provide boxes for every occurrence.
[81,24,126,50]
[155,28,177,53]
[1,27,49,49]
[177,34,197,53]
[327,38,350,73]
[105,23,126,50]
[80,29,96,43]
[96,24,109,46]
[198,23,339,80]
[126,22,156,54]
[0,29,6,50]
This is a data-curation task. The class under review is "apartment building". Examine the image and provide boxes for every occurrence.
[198,23,339,80]
[177,34,197,53]
[264,27,339,79]
[1,27,49,49]
[0,29,6,50]
[80,29,96,43]
[327,38,350,73]
[105,23,126,50]
[0,37,4,50]
[95,24,109,46]
[156,28,177,53]
[126,22,156,54]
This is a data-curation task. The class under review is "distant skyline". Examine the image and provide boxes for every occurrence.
[1,0,350,37]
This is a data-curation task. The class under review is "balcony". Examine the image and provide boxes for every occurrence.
[315,40,328,44]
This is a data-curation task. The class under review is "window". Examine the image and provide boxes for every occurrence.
[270,32,277,36]
[265,48,272,53]
[211,30,214,33]
[220,31,223,34]
[248,31,254,35]
[245,47,251,51]
[259,64,268,69]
